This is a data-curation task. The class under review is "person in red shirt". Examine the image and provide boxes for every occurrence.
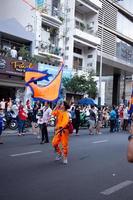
[18,105,28,136]
[119,105,124,130]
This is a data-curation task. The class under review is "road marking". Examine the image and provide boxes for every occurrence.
[101,180,133,196]
[10,150,42,157]
[80,154,90,160]
[92,140,108,144]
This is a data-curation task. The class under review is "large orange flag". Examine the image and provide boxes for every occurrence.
[25,64,64,102]
[25,69,52,85]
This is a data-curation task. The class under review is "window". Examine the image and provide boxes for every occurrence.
[73,57,83,70]
[117,12,133,39]
[87,63,93,67]
[65,37,69,42]
[117,0,133,14]
[116,37,133,64]
[75,21,80,29]
[74,47,82,55]
[65,56,69,60]
[75,20,85,31]
[88,54,93,58]
[65,46,69,50]
[67,8,71,13]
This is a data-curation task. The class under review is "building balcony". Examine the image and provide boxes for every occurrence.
[41,5,63,28]
[76,0,102,14]
[37,42,62,61]
[74,28,100,47]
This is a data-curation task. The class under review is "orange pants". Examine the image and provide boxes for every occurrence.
[52,130,69,157]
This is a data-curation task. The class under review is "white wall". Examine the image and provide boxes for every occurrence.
[63,0,75,69]
[0,0,35,29]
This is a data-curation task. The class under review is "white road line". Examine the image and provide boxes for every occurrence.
[92,140,108,144]
[101,180,133,196]
[10,150,42,157]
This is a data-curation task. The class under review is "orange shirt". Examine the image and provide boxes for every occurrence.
[52,109,69,129]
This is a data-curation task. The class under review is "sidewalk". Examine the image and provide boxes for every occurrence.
[3,126,55,136]
[3,127,111,137]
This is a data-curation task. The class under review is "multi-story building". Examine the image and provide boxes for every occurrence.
[0,0,64,99]
[0,0,102,97]
[1,0,133,105]
[97,0,133,105]
[63,0,102,74]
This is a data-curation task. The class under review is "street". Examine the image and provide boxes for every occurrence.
[0,129,133,200]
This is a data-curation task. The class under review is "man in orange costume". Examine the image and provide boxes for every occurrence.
[52,101,70,164]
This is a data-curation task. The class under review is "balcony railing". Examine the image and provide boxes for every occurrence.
[75,20,97,36]
[41,4,64,23]
[38,42,63,56]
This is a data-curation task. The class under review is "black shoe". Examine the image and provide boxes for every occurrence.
[45,141,49,143]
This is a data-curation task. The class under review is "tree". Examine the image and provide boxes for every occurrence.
[18,45,39,64]
[63,71,97,98]
[83,71,97,98]
[18,45,30,60]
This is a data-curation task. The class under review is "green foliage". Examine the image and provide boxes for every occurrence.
[18,45,30,60]
[18,45,39,64]
[62,71,97,98]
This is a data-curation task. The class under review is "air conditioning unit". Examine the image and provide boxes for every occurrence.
[87,22,94,30]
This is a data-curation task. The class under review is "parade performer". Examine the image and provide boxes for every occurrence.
[52,101,70,164]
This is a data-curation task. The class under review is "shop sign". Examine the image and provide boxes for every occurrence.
[11,61,33,72]
[0,58,6,69]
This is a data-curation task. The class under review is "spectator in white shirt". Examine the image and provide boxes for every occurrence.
[10,46,17,58]
[39,102,52,144]
[123,106,129,131]
[0,99,6,110]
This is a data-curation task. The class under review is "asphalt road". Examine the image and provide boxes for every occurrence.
[0,129,133,200]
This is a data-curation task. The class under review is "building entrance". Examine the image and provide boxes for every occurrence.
[0,86,16,101]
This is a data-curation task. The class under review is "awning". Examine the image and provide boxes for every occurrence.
[0,18,34,42]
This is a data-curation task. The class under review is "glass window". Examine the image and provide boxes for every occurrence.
[117,12,133,38]
[74,47,82,55]
[117,0,133,14]
[116,37,133,64]
[73,57,83,70]
[88,54,93,58]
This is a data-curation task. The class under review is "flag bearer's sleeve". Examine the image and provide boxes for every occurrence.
[60,112,70,129]
[52,109,60,117]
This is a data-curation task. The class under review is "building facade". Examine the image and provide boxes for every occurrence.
[97,0,133,105]
[0,0,133,105]
[63,0,101,74]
